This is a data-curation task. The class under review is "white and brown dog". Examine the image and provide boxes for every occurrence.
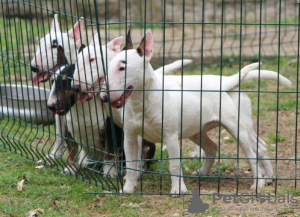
[99,30,292,195]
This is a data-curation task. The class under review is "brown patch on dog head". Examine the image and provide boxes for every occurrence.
[78,44,86,54]
[122,29,133,50]
[57,45,68,66]
[137,35,145,57]
[53,64,77,115]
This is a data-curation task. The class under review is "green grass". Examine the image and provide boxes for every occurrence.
[0,147,184,217]
[278,187,300,196]
[276,208,295,215]
[267,132,288,143]
[212,161,235,173]
[224,137,235,144]
[267,144,276,152]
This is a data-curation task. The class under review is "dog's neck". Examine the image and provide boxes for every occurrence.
[136,63,159,90]
[127,63,162,109]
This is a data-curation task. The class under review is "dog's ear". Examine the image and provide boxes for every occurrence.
[78,44,86,54]
[68,18,84,44]
[137,30,153,59]
[90,33,100,46]
[107,36,123,53]
[57,45,68,66]
[122,29,133,50]
[51,14,61,33]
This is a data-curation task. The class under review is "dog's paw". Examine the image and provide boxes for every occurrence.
[170,184,188,198]
[189,151,200,158]
[200,167,210,176]
[120,181,137,194]
[250,179,265,191]
[46,151,63,160]
[189,151,204,158]
[104,165,117,178]
[61,165,78,175]
[265,176,275,185]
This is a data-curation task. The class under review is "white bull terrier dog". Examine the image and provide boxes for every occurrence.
[31,14,84,162]
[99,30,292,195]
[72,30,193,173]
[73,30,289,186]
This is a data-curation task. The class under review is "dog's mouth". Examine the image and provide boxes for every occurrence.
[76,77,104,103]
[111,86,133,109]
[53,109,66,116]
[32,65,59,85]
[48,106,67,116]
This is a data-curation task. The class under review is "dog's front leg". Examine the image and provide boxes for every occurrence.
[165,135,187,197]
[121,134,139,194]
[48,115,66,159]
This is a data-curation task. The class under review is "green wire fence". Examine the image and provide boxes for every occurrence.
[0,0,299,196]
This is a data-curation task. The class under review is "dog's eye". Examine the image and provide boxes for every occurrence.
[51,39,58,48]
[90,58,95,62]
[119,67,125,71]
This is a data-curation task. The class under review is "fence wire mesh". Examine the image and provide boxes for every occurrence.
[0,0,299,196]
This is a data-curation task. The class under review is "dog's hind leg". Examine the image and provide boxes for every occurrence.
[220,102,265,190]
[236,93,274,184]
[249,130,274,184]
[189,129,218,176]
[229,92,274,184]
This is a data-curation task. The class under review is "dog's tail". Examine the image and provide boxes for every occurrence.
[242,70,292,86]
[222,62,292,90]
[154,59,193,75]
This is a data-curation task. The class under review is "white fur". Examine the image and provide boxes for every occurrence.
[99,30,292,195]
[160,67,291,183]
[31,14,84,72]
[155,59,193,75]
[72,36,123,92]
[31,15,84,161]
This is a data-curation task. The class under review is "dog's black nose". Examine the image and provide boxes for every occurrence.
[101,94,108,102]
[72,85,81,92]
[31,65,38,72]
[47,104,57,113]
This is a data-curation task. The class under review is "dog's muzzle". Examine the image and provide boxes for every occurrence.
[100,94,108,102]
[31,65,39,72]
[47,103,57,113]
